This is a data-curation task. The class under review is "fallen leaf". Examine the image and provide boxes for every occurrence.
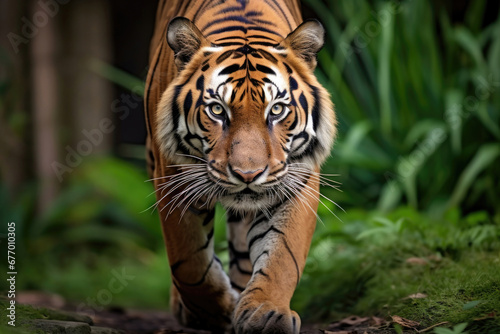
[370,316,387,327]
[340,316,370,326]
[427,254,442,262]
[404,293,428,300]
[474,311,497,321]
[391,315,420,329]
[326,315,388,332]
[405,257,428,265]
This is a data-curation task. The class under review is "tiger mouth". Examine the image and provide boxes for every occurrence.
[239,187,258,195]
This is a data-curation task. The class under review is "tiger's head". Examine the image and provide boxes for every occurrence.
[157,17,336,212]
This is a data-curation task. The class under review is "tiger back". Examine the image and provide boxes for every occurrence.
[144,1,336,333]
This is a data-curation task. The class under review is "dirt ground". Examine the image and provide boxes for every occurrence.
[91,308,390,333]
[17,291,394,334]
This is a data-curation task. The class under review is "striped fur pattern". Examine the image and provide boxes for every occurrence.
[144,1,336,333]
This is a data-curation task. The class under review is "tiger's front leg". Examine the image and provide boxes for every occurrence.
[154,166,238,333]
[233,176,320,334]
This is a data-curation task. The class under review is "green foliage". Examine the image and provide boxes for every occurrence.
[89,59,145,94]
[29,157,163,253]
[292,207,500,331]
[307,0,500,214]
[434,323,468,334]
[0,157,171,308]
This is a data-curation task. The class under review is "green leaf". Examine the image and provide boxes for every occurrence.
[377,1,394,137]
[89,58,145,94]
[434,328,454,334]
[453,323,469,334]
[463,300,482,310]
[445,89,464,154]
[377,180,402,212]
[448,144,500,208]
[454,26,486,71]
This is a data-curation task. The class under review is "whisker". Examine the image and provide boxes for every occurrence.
[175,153,208,163]
[285,175,345,223]
[279,181,325,226]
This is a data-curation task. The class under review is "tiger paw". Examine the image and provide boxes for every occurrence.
[171,287,233,333]
[233,299,300,334]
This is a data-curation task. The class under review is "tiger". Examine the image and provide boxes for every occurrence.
[144,0,336,333]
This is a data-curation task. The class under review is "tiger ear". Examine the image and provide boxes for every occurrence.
[281,19,325,70]
[167,17,207,70]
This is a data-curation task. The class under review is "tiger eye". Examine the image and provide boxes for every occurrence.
[271,104,284,115]
[210,103,224,115]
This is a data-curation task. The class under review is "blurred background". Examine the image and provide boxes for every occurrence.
[1,0,499,332]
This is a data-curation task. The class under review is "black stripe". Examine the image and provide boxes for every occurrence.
[299,92,308,112]
[215,0,247,15]
[215,36,248,42]
[256,64,276,75]
[253,250,269,264]
[258,50,278,63]
[309,84,320,131]
[239,89,246,101]
[230,260,253,275]
[187,206,210,215]
[247,34,276,40]
[196,104,208,132]
[268,165,286,176]
[231,281,246,292]
[241,287,263,296]
[247,26,282,37]
[217,42,245,47]
[170,259,185,273]
[293,137,319,160]
[202,16,254,31]
[198,228,214,251]
[215,50,234,64]
[249,41,279,47]
[291,131,310,154]
[183,257,214,286]
[254,269,269,278]
[220,64,241,75]
[206,25,248,36]
[214,254,223,266]
[172,86,191,155]
[248,226,284,249]
[208,160,229,177]
[265,0,292,30]
[229,242,250,259]
[283,240,300,286]
[202,210,215,226]
[247,216,267,234]
[288,109,298,130]
[195,75,205,108]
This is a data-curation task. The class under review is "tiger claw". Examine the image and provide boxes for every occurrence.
[233,299,300,334]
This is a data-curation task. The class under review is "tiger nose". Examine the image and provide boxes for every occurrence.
[229,165,266,183]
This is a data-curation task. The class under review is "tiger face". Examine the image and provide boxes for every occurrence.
[157,18,336,212]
